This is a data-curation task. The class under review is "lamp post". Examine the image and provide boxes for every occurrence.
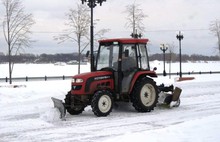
[81,0,106,72]
[176,31,184,78]
[160,44,168,76]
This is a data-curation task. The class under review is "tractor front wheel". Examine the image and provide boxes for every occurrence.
[131,78,158,112]
[91,90,113,117]
[65,92,85,115]
[67,106,84,115]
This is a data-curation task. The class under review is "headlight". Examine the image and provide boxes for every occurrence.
[72,78,75,83]
[75,78,83,83]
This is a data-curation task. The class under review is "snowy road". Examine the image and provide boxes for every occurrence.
[1,74,220,142]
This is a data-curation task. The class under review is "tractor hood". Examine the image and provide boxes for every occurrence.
[72,71,113,83]
[72,71,113,82]
[71,71,114,94]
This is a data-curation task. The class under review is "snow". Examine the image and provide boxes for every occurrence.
[1,62,220,142]
[106,115,220,142]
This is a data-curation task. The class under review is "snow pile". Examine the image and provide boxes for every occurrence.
[40,108,61,122]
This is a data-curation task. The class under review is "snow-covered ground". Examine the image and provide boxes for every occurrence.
[1,62,220,142]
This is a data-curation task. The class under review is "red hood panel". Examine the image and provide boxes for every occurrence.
[72,71,112,79]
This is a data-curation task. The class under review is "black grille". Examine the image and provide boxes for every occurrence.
[72,85,82,90]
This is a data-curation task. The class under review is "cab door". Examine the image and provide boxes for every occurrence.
[120,44,138,93]
[96,42,120,93]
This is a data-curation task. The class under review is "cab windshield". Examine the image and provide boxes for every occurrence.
[95,42,150,71]
[96,44,119,70]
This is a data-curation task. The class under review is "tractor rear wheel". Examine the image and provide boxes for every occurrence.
[91,90,113,117]
[131,78,158,112]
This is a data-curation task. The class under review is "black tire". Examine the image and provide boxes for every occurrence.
[164,94,172,105]
[131,78,158,112]
[164,95,181,107]
[67,106,84,115]
[65,92,85,115]
[91,90,113,117]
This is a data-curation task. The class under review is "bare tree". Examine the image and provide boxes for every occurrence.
[168,42,176,62]
[124,3,147,37]
[210,19,220,57]
[2,0,35,84]
[167,42,176,79]
[54,4,89,75]
[54,3,109,74]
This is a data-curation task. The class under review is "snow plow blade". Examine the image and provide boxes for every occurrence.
[172,87,182,101]
[51,97,66,119]
[158,85,182,108]
[170,87,182,107]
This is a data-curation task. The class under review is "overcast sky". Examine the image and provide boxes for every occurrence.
[0,0,220,55]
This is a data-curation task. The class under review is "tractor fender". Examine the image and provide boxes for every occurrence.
[129,71,157,94]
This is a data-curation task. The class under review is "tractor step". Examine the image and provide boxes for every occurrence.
[51,97,66,120]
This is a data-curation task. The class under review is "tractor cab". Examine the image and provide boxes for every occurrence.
[95,38,155,94]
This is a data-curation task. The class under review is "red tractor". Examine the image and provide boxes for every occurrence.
[52,38,181,118]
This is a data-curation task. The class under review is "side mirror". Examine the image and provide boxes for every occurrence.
[86,51,90,57]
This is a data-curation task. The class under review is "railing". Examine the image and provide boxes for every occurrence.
[1,71,220,82]
[0,75,73,82]
[157,71,220,76]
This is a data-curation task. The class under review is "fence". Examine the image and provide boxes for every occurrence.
[0,75,72,82]
[1,71,220,82]
[156,71,220,76]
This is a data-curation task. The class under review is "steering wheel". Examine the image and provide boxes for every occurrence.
[100,67,116,72]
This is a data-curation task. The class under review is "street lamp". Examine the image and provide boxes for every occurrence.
[160,44,168,76]
[176,31,184,78]
[81,0,106,72]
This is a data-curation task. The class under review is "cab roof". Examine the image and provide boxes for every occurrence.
[98,38,149,44]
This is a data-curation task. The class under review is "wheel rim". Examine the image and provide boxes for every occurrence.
[140,84,156,106]
[98,95,112,113]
